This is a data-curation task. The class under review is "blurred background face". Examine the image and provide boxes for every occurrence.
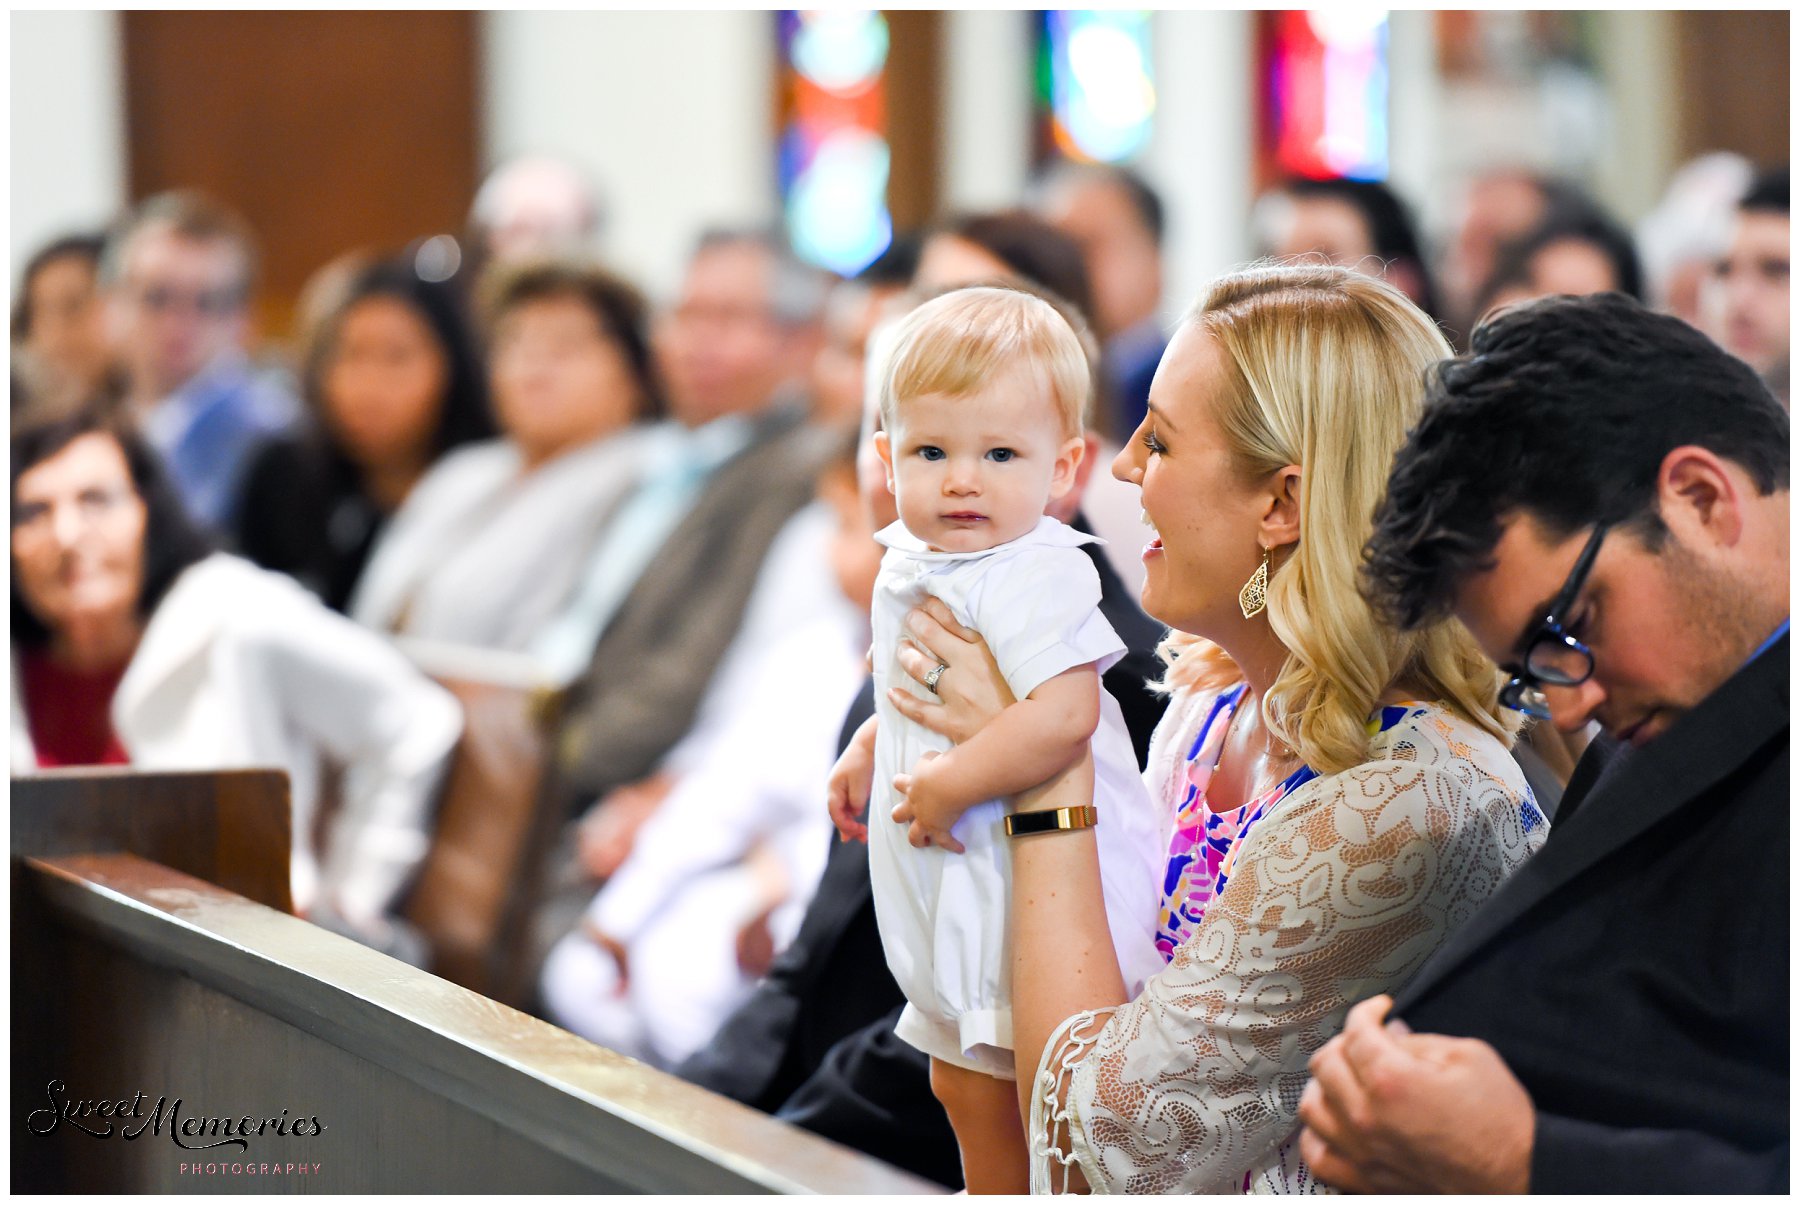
[23,252,113,401]
[490,292,642,467]
[110,222,249,395]
[1445,173,1551,306]
[656,242,791,427]
[1268,194,1378,269]
[320,294,449,469]
[810,282,899,426]
[1707,211,1790,375]
[1039,176,1161,339]
[11,432,148,634]
[1526,237,1624,297]
[912,234,1013,292]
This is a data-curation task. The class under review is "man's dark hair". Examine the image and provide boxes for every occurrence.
[479,256,667,420]
[1285,176,1442,320]
[12,409,215,650]
[1741,167,1788,215]
[1362,292,1789,630]
[1031,161,1166,248]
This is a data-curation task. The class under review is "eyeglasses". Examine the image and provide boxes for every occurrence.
[1498,523,1609,720]
[128,283,246,317]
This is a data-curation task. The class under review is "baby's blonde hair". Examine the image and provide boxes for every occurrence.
[1157,261,1519,774]
[876,286,1090,438]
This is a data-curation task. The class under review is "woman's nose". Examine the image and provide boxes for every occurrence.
[1112,437,1144,484]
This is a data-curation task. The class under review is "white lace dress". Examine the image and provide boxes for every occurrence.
[1030,686,1548,1193]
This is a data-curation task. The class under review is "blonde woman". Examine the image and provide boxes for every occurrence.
[887,262,1548,1192]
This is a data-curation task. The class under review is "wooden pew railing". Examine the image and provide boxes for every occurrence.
[12,769,938,1195]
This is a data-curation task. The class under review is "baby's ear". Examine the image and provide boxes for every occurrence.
[1049,434,1087,500]
[872,430,898,494]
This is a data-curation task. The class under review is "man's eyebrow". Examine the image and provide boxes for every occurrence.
[1146,402,1177,432]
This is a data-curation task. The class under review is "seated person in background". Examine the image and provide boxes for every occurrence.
[1471,208,1644,319]
[349,259,662,652]
[1258,175,1444,323]
[1703,167,1789,407]
[12,233,118,429]
[1030,161,1170,442]
[828,286,1167,1193]
[884,263,1545,1192]
[809,236,920,428]
[1302,292,1789,1194]
[102,191,301,532]
[516,229,838,991]
[540,439,872,1068]
[9,411,461,955]
[1439,169,1606,333]
[236,258,496,612]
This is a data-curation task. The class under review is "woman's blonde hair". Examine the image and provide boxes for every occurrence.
[1157,261,1518,774]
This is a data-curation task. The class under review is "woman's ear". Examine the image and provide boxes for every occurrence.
[1259,464,1303,549]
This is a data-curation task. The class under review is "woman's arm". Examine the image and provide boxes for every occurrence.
[892,665,1099,849]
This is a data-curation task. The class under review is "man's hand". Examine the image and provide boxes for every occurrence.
[576,774,675,880]
[890,750,967,853]
[581,919,632,993]
[1297,994,1535,1193]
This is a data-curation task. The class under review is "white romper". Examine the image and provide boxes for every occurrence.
[868,516,1168,1079]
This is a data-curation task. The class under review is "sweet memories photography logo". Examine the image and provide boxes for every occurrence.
[26,1079,326,1155]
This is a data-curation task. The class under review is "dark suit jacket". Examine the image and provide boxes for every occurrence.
[676,531,1168,1188]
[1393,634,1789,1193]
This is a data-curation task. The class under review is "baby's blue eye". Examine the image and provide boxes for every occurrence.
[917,446,945,461]
[987,448,1015,463]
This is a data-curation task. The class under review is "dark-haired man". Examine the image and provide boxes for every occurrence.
[1708,167,1789,405]
[1299,292,1788,1193]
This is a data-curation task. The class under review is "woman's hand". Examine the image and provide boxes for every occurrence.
[890,751,967,854]
[890,597,1016,744]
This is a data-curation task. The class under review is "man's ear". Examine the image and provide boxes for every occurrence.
[1658,445,1745,547]
[872,429,897,495]
[1258,464,1303,550]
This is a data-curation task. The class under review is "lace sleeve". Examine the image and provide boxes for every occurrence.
[1030,749,1544,1194]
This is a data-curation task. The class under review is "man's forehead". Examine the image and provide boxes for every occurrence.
[1449,512,1568,661]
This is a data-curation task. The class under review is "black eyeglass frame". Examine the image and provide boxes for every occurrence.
[1499,522,1610,719]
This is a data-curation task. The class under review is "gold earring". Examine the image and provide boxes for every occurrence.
[1239,546,1272,619]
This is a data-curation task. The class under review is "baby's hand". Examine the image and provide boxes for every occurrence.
[891,751,968,854]
[827,731,875,844]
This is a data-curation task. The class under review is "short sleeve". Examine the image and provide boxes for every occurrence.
[957,544,1126,701]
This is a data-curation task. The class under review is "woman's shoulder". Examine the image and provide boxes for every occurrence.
[1309,700,1533,815]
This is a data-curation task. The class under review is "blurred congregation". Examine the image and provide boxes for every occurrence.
[9,9,1789,1194]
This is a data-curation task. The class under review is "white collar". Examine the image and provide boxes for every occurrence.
[874,514,1102,561]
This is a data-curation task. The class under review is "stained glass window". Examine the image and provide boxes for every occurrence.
[1036,10,1157,165]
[777,10,893,276]
[1262,9,1390,181]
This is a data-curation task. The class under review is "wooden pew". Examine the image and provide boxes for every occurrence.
[12,770,938,1194]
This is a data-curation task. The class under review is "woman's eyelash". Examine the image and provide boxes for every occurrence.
[1142,429,1167,454]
